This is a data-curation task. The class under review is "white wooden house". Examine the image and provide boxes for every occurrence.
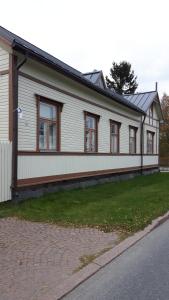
[0,26,163,202]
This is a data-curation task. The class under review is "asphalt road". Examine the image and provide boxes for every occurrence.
[63,219,169,300]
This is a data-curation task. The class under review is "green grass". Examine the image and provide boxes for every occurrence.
[1,173,169,233]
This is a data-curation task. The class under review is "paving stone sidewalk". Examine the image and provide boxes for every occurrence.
[0,218,118,300]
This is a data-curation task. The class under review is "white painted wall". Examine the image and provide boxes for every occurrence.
[20,59,141,120]
[0,45,160,199]
[18,73,141,153]
[0,74,9,141]
[0,142,12,202]
[0,46,9,71]
[18,154,158,180]
[143,155,158,166]
[17,58,159,181]
[0,46,11,201]
[0,46,9,141]
[18,155,136,179]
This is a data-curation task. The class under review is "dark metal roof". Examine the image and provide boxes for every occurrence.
[0,26,81,77]
[83,70,107,89]
[124,91,158,112]
[0,25,145,115]
[83,71,101,83]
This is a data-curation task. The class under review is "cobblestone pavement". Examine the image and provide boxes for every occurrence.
[0,218,118,300]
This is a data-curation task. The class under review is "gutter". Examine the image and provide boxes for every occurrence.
[11,51,27,200]
[12,41,145,116]
[140,115,146,175]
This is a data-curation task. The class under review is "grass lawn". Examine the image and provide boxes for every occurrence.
[0,173,169,233]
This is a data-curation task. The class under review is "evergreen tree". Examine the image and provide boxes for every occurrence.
[106,61,138,94]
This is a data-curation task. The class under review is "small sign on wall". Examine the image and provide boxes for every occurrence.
[16,107,23,119]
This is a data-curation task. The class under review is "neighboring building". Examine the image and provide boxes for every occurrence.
[0,26,163,202]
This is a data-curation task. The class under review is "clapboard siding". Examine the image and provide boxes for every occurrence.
[18,155,158,180]
[0,47,11,202]
[143,155,158,166]
[0,74,9,141]
[18,74,141,153]
[18,155,140,179]
[20,60,141,120]
[17,58,160,181]
[0,142,12,202]
[0,46,9,71]
[0,46,9,141]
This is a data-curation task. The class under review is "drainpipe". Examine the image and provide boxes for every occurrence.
[11,54,27,200]
[140,115,146,175]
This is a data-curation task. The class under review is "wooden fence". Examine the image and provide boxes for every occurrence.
[0,142,12,202]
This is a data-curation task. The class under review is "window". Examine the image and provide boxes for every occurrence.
[110,120,121,153]
[147,131,154,154]
[37,96,62,151]
[84,112,99,152]
[129,126,137,154]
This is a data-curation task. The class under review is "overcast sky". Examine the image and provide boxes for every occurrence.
[1,0,169,97]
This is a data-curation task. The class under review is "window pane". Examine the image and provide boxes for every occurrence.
[39,121,47,149]
[147,132,153,154]
[91,130,96,151]
[130,128,135,138]
[112,135,118,153]
[129,128,136,154]
[130,137,135,153]
[111,123,119,153]
[90,117,95,129]
[40,102,56,120]
[86,131,90,151]
[86,117,90,129]
[149,133,153,142]
[85,114,97,152]
[130,140,133,153]
[132,139,135,153]
[49,124,56,150]
[129,139,132,153]
[86,116,96,129]
[85,129,96,152]
[111,123,118,134]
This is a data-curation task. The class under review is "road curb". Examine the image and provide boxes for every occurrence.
[55,211,169,299]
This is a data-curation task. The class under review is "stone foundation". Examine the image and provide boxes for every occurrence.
[13,167,159,202]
